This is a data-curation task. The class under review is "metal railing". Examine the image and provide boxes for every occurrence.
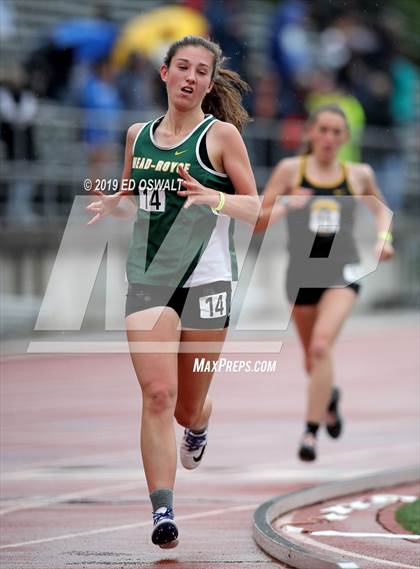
[1,103,418,218]
[0,104,418,317]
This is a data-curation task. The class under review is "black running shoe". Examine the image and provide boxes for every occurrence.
[298,433,317,462]
[151,506,178,549]
[326,386,343,439]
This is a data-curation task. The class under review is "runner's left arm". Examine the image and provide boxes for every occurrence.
[359,164,395,261]
[177,122,260,225]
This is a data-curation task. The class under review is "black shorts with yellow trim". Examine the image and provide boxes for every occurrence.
[125,280,231,329]
[286,262,361,306]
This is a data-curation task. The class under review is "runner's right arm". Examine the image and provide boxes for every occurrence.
[86,124,142,224]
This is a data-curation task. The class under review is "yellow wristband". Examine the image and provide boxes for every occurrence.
[378,231,393,243]
[211,191,225,214]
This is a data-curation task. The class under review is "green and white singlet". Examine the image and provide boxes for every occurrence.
[126,115,238,288]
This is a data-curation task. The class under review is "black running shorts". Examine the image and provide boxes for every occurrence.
[286,262,361,305]
[125,281,231,329]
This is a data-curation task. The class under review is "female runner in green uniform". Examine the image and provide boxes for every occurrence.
[257,104,394,462]
[87,36,259,548]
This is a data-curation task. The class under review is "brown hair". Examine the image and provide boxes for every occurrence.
[163,36,251,132]
[300,104,350,155]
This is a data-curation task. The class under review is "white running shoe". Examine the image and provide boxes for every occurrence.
[180,428,207,470]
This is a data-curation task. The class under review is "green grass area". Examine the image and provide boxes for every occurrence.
[395,499,420,535]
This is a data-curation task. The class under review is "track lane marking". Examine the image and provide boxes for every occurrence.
[0,481,143,516]
[0,504,258,549]
[291,532,419,569]
[312,530,420,540]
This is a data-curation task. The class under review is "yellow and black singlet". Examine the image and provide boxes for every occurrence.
[286,155,359,264]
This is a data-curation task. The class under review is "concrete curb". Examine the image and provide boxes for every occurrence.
[253,465,419,569]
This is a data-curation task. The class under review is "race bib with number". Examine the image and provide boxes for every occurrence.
[139,189,166,212]
[309,198,341,235]
[199,292,228,319]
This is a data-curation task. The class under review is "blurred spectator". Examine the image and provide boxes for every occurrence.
[204,0,249,81]
[79,58,121,181]
[0,0,16,40]
[314,10,395,128]
[93,1,114,23]
[0,67,39,223]
[269,0,314,117]
[202,0,251,114]
[252,72,282,169]
[388,53,419,211]
[24,4,117,102]
[24,42,74,100]
[254,73,279,120]
[308,8,408,210]
[115,52,157,112]
[390,56,419,127]
[375,22,419,211]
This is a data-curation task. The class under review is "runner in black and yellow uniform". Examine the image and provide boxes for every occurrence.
[286,154,360,306]
[257,104,394,462]
[87,36,259,549]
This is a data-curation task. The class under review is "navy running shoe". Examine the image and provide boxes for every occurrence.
[151,506,178,548]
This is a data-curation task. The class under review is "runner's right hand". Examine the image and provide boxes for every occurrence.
[86,190,122,225]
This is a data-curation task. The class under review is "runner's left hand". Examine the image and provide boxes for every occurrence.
[375,239,395,261]
[177,165,219,209]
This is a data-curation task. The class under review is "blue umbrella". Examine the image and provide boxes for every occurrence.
[51,19,118,62]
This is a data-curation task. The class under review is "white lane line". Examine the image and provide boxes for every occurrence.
[244,442,419,473]
[0,467,375,518]
[309,442,420,467]
[2,441,417,482]
[312,530,420,540]
[0,466,367,518]
[1,461,414,517]
[1,449,135,479]
[1,466,375,483]
[0,467,349,517]
[0,503,257,549]
[0,481,143,516]
[293,533,420,569]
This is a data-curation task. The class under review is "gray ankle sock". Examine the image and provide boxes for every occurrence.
[191,427,207,435]
[150,488,173,512]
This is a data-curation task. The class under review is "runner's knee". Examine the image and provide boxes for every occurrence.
[309,334,331,360]
[143,383,177,415]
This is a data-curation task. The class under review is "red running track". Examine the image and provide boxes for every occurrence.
[0,313,418,568]
[273,482,420,568]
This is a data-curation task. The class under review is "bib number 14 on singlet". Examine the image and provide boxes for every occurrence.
[139,189,166,212]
